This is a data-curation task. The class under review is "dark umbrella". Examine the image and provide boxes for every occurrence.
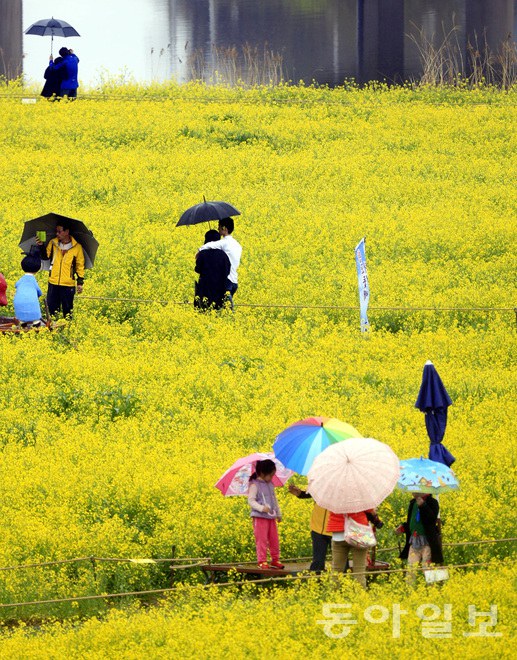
[415,361,455,467]
[19,212,99,269]
[177,197,240,227]
[24,17,80,56]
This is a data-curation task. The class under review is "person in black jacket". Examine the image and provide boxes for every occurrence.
[41,55,65,99]
[194,230,231,310]
[396,493,443,583]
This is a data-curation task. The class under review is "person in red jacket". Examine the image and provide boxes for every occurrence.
[328,510,375,588]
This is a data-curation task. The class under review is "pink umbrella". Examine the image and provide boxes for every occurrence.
[307,437,400,513]
[215,452,293,496]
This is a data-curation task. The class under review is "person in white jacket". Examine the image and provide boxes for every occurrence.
[196,217,242,307]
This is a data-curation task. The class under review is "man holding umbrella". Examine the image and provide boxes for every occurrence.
[196,218,242,306]
[37,220,85,317]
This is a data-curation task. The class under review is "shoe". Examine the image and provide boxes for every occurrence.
[269,560,285,569]
[257,562,269,569]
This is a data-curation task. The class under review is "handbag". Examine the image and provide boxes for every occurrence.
[343,515,377,549]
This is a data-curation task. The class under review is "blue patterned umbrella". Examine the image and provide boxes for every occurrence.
[415,361,455,467]
[398,457,459,494]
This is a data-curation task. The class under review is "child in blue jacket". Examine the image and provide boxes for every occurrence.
[14,255,43,326]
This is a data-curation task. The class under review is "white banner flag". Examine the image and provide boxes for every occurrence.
[355,238,370,332]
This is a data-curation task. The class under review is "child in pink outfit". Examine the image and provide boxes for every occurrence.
[247,459,284,569]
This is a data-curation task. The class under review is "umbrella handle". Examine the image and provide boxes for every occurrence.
[261,492,276,517]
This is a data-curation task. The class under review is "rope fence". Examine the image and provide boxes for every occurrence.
[376,536,517,555]
[0,560,513,610]
[210,560,513,589]
[78,295,516,315]
[0,538,512,574]
[0,556,209,573]
[2,92,516,108]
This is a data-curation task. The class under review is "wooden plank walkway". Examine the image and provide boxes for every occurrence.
[200,558,390,582]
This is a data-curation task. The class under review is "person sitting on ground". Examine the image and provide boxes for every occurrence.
[13,254,43,327]
[396,492,443,584]
[194,229,231,310]
[196,218,241,308]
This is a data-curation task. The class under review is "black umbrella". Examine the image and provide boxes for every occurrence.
[177,197,241,227]
[19,213,99,269]
[415,361,455,467]
[24,17,80,56]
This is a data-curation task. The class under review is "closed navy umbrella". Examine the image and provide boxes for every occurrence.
[415,361,455,467]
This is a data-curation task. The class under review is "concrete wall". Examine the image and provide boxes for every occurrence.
[0,0,22,79]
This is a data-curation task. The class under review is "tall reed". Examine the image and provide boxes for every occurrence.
[408,20,517,88]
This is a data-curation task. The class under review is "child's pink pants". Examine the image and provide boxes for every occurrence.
[253,517,280,563]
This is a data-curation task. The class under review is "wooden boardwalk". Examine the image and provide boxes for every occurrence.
[200,558,390,582]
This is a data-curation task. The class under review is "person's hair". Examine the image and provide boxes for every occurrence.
[21,254,41,273]
[59,47,70,57]
[204,229,220,244]
[56,220,71,232]
[249,459,277,481]
[219,217,234,234]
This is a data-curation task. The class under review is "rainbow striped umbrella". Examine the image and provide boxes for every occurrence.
[273,416,362,475]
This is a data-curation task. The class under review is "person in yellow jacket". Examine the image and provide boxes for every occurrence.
[38,220,85,317]
[288,484,331,572]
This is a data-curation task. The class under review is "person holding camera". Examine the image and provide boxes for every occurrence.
[37,221,85,318]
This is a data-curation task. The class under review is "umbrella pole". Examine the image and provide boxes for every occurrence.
[51,34,53,58]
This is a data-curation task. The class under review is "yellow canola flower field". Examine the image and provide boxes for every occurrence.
[0,83,515,654]
[0,566,515,658]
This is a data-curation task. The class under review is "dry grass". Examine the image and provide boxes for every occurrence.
[408,19,517,89]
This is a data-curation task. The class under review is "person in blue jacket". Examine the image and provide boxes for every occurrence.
[13,255,43,327]
[49,47,80,98]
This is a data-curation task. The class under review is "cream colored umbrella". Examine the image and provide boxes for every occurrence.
[307,437,400,513]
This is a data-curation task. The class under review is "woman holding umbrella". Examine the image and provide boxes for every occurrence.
[307,437,401,586]
[395,457,458,583]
